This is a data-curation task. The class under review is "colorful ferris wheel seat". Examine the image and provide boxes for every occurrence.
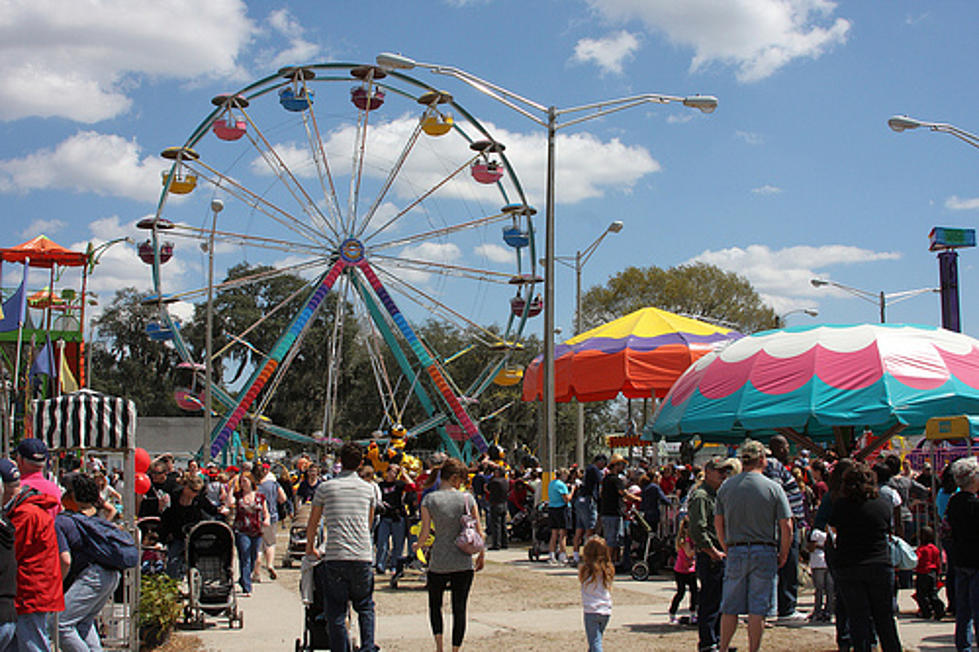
[502,226,530,248]
[145,320,174,342]
[421,114,453,136]
[511,294,543,318]
[161,170,197,194]
[351,86,385,110]
[137,217,175,230]
[471,161,503,184]
[174,362,206,412]
[279,87,313,112]
[508,273,543,285]
[213,118,247,141]
[493,366,524,386]
[138,240,174,265]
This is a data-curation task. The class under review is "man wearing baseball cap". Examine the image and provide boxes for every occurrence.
[715,440,793,652]
[15,439,61,518]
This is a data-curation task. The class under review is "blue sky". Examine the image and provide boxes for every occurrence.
[2,0,979,342]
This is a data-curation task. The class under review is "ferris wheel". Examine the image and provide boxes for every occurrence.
[139,63,540,461]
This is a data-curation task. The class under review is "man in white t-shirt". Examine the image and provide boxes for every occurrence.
[306,443,378,652]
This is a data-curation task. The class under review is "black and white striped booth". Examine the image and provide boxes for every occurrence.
[32,388,139,651]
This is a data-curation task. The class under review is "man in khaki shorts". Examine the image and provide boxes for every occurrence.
[254,463,286,581]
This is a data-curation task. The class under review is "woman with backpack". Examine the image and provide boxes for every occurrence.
[232,472,269,596]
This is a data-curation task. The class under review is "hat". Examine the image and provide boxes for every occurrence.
[705,456,738,472]
[0,459,19,484]
[16,438,49,463]
[608,454,627,466]
[738,440,768,462]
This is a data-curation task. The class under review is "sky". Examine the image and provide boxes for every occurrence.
[2,0,979,346]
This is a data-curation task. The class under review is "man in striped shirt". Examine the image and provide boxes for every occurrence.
[764,435,807,622]
[306,442,378,652]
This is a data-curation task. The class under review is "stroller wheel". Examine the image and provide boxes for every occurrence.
[528,548,537,561]
[282,557,292,569]
[631,561,650,582]
[295,638,303,652]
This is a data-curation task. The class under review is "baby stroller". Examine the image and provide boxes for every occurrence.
[629,511,672,581]
[137,516,166,575]
[527,502,551,562]
[508,504,533,542]
[284,503,313,568]
[296,559,332,651]
[184,520,242,629]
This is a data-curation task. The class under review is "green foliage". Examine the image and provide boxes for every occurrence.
[138,573,182,637]
[580,262,777,333]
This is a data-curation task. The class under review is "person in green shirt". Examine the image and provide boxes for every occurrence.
[688,456,739,652]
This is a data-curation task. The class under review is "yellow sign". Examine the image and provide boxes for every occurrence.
[925,415,976,440]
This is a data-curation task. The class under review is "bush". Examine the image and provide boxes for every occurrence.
[138,574,182,648]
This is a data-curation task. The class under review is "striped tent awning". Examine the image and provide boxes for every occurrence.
[33,389,136,451]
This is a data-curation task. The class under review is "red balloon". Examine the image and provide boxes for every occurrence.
[134,472,151,495]
[134,448,151,474]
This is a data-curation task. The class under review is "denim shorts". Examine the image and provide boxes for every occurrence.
[600,516,623,549]
[574,496,598,531]
[720,544,778,616]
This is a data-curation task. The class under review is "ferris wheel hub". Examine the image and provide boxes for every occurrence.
[339,238,365,263]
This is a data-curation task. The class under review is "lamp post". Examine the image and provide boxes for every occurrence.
[810,278,938,323]
[81,236,134,388]
[888,115,979,150]
[376,52,716,472]
[203,199,224,464]
[554,221,624,467]
[775,307,818,328]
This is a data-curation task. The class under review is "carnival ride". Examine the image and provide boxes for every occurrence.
[142,62,539,461]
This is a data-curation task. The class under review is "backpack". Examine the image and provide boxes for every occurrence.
[65,512,138,571]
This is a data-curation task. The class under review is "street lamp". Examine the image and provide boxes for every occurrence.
[554,221,624,467]
[203,198,224,464]
[888,115,979,150]
[810,278,938,323]
[81,236,134,387]
[377,52,716,473]
[776,307,818,328]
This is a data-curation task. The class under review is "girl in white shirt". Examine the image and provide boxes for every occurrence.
[579,537,614,652]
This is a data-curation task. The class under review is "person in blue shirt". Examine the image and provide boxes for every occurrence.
[547,468,574,566]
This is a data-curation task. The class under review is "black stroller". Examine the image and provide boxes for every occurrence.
[629,511,673,581]
[296,560,332,651]
[527,502,551,562]
[184,520,242,628]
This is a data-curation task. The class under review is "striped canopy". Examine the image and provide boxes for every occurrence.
[522,307,742,403]
[648,324,979,444]
[33,388,136,450]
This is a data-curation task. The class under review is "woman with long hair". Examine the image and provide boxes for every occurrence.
[159,471,220,578]
[414,457,484,652]
[828,462,902,652]
[232,472,269,596]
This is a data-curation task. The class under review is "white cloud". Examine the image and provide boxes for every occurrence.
[666,114,693,125]
[735,130,764,145]
[253,114,660,207]
[21,219,66,238]
[946,196,979,211]
[752,184,782,195]
[0,0,254,122]
[572,30,641,75]
[384,242,463,285]
[474,243,513,264]
[686,244,902,313]
[585,0,851,82]
[255,9,323,71]
[0,131,161,202]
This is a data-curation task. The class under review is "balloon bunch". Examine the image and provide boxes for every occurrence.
[133,448,151,494]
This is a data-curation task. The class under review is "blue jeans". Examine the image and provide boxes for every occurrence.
[14,612,52,652]
[583,612,609,652]
[375,518,406,572]
[721,544,778,616]
[59,564,121,652]
[0,621,14,652]
[696,552,724,651]
[166,539,186,579]
[236,532,262,593]
[955,566,979,651]
[600,516,622,549]
[777,527,800,616]
[324,560,377,652]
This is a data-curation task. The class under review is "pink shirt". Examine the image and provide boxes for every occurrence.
[674,536,696,574]
[20,470,62,519]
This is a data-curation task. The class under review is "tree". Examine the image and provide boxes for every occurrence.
[580,262,776,333]
[89,288,184,416]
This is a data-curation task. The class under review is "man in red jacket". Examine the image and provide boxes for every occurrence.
[6,485,64,650]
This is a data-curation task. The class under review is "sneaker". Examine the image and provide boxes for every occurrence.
[690,613,698,624]
[268,567,277,580]
[547,557,560,566]
[669,614,678,624]
[777,611,809,624]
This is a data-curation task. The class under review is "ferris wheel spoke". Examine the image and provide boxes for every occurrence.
[360,152,482,245]
[321,274,351,439]
[188,160,330,247]
[169,224,325,257]
[236,105,339,243]
[353,119,425,240]
[371,264,498,346]
[346,72,385,236]
[297,93,344,232]
[370,254,514,284]
[167,258,327,305]
[366,210,509,254]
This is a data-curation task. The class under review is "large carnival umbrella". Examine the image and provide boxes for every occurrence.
[522,307,742,403]
[647,324,979,455]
